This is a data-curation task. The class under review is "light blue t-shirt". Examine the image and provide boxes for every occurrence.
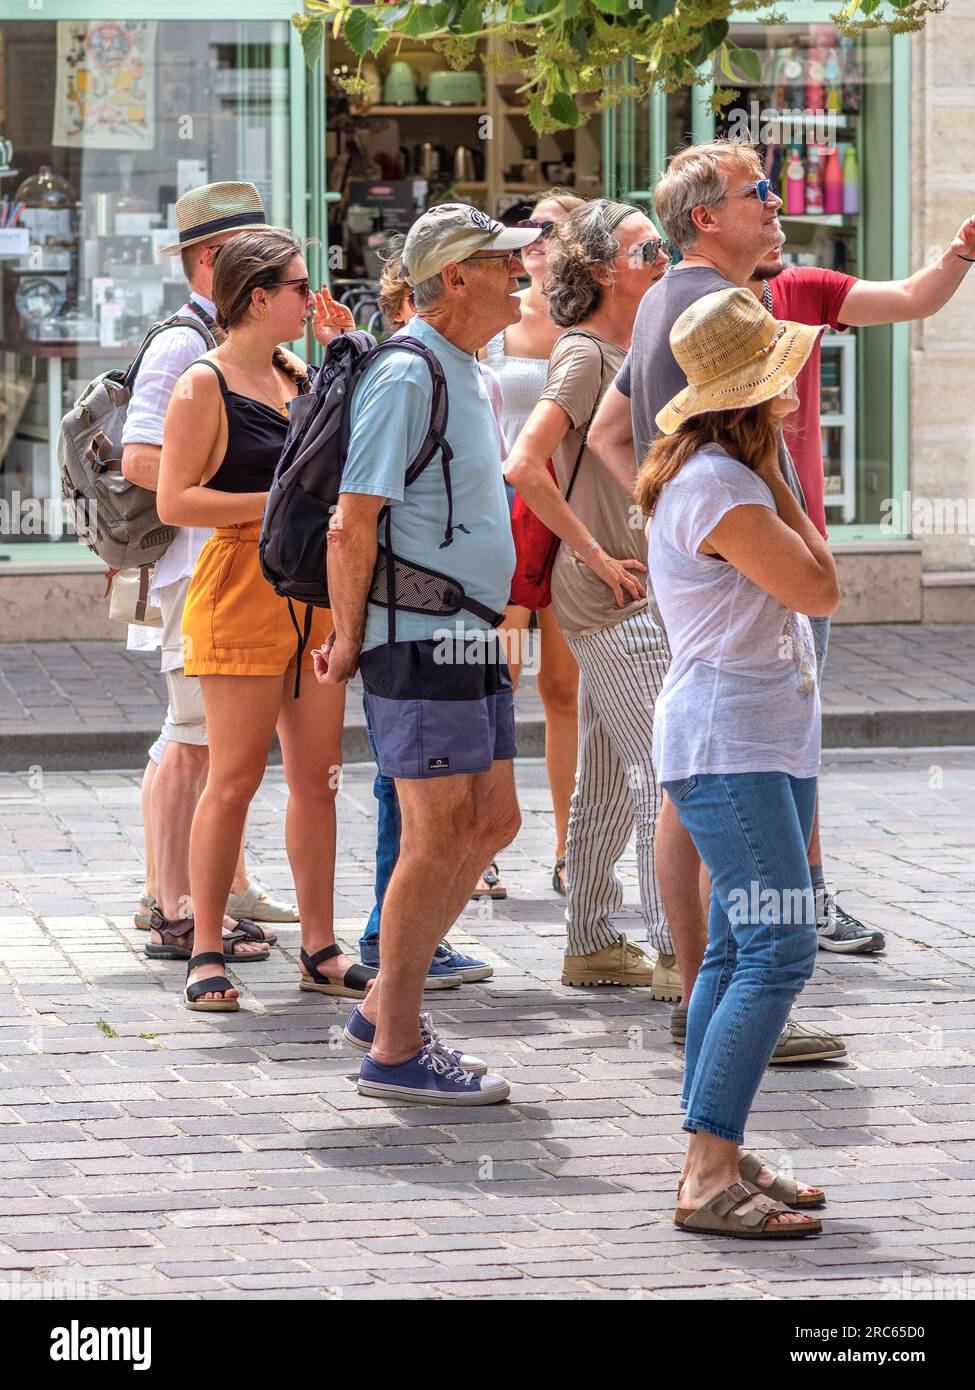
[341,315,515,653]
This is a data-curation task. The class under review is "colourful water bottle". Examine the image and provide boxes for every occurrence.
[842,143,860,215]
[824,49,843,112]
[823,145,843,214]
[786,147,806,215]
[805,146,824,215]
[806,50,826,110]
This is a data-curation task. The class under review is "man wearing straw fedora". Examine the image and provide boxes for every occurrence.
[122,182,301,960]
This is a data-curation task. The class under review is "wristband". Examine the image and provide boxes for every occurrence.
[957,254,975,263]
[575,539,599,560]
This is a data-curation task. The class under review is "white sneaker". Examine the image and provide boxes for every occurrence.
[226,880,299,924]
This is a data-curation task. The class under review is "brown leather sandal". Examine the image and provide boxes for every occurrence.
[739,1151,826,1208]
[144,910,270,963]
[675,1180,822,1239]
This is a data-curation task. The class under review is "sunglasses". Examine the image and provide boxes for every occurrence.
[740,178,773,203]
[516,218,556,239]
[465,251,523,270]
[274,275,311,296]
[637,238,674,265]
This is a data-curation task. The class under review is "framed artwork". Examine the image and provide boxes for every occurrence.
[53,20,156,151]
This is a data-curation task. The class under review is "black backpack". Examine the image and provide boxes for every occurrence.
[260,330,505,691]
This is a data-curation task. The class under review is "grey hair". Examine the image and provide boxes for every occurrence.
[544,200,634,327]
[654,138,764,252]
[411,272,447,310]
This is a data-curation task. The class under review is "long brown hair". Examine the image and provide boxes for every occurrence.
[211,227,309,388]
[635,400,779,516]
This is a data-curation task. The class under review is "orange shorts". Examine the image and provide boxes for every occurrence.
[182,521,332,677]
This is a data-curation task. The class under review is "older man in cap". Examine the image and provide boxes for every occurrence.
[121,182,297,962]
[322,204,539,1105]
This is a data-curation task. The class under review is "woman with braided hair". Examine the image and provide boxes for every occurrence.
[157,227,370,1011]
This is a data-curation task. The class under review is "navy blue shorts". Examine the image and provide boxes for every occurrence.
[359,637,517,780]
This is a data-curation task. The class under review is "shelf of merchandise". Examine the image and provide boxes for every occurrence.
[820,333,857,524]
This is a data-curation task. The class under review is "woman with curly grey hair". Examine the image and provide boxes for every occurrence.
[505,199,675,992]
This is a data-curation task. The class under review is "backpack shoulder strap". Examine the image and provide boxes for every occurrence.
[555,330,606,506]
[123,307,216,390]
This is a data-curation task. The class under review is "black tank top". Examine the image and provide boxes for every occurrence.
[196,358,301,493]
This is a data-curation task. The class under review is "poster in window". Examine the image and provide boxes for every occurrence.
[53,21,156,151]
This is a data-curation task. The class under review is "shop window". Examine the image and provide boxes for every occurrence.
[713,20,898,529]
[0,17,291,550]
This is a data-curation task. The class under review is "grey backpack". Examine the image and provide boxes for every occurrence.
[58,305,217,570]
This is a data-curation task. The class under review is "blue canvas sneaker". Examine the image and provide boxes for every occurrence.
[357,1041,509,1105]
[432,940,493,983]
[358,941,462,989]
[344,1005,488,1075]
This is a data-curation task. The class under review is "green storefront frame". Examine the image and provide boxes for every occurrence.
[603,8,912,543]
[1,2,910,560]
[0,0,308,563]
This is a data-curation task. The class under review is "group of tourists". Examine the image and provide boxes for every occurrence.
[123,144,975,1239]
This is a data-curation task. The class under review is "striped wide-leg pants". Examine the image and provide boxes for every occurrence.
[562,607,673,958]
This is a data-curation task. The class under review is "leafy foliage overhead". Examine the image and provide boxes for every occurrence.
[295,0,944,132]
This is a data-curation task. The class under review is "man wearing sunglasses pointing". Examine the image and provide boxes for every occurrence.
[589,139,849,1064]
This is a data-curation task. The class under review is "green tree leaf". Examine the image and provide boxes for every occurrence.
[641,0,678,19]
[550,90,581,127]
[298,16,327,70]
[724,44,762,85]
[345,7,380,57]
[458,0,484,34]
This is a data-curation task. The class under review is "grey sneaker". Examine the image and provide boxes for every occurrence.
[769,1018,847,1064]
[818,891,885,954]
[670,1012,846,1064]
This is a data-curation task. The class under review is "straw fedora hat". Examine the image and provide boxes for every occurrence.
[160,181,268,255]
[656,287,825,436]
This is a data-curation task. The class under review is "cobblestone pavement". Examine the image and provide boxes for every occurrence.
[2,623,975,738]
[1,750,975,1300]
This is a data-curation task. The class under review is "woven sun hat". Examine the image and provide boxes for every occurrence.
[401,203,540,286]
[160,181,268,255]
[655,286,826,436]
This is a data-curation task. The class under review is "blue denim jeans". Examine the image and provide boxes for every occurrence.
[359,698,400,959]
[662,772,819,1145]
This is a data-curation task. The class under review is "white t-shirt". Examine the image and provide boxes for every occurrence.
[648,445,820,782]
[122,291,216,600]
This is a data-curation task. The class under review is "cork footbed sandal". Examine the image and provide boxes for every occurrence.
[675,1179,823,1239]
[739,1151,826,1209]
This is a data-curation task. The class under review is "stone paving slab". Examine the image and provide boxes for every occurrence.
[0,750,975,1299]
[1,624,975,769]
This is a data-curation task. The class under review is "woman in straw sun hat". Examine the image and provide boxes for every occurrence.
[635,286,839,1240]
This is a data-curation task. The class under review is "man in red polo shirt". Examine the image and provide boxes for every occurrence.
[750,215,975,952]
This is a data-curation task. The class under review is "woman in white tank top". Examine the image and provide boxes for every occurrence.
[480,190,585,899]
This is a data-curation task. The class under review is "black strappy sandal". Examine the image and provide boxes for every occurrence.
[183,952,240,1013]
[552,858,566,895]
[231,917,278,947]
[299,944,377,998]
[144,910,270,963]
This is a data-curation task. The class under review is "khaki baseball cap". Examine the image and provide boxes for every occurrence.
[401,203,540,286]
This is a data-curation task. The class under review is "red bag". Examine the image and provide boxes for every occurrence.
[507,330,605,611]
[509,459,561,609]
